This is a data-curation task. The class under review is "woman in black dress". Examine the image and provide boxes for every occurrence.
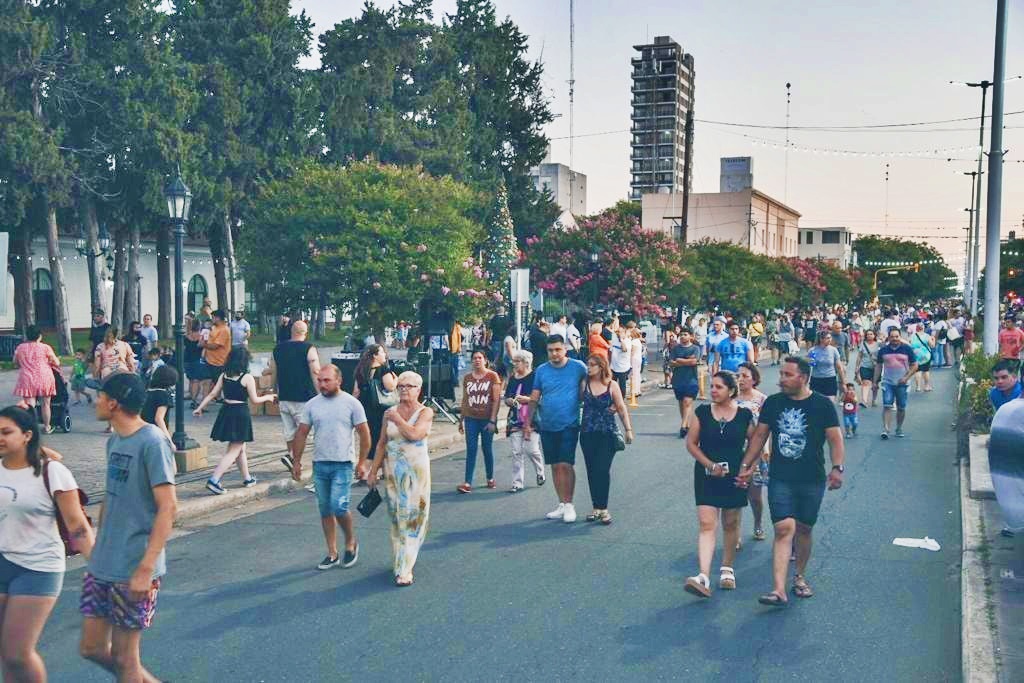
[195,347,276,494]
[353,344,399,458]
[684,370,755,598]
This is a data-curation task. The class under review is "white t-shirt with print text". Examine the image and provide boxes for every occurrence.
[0,460,78,572]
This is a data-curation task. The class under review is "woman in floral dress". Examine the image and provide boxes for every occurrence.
[12,326,61,433]
[368,371,433,586]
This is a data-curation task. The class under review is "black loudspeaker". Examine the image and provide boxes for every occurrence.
[424,309,454,337]
[331,353,360,394]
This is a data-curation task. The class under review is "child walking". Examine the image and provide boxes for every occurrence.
[142,364,178,444]
[71,348,92,404]
[842,383,859,438]
[195,347,276,494]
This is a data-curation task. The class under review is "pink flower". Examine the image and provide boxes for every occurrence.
[420,274,430,282]
[441,286,451,295]
[416,244,427,252]
[372,282,381,289]
[457,290,466,297]
[492,292,504,302]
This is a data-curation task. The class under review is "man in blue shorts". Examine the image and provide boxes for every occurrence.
[738,356,845,607]
[873,327,917,439]
[670,328,701,438]
[524,335,588,523]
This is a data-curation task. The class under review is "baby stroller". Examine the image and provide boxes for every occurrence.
[34,368,72,433]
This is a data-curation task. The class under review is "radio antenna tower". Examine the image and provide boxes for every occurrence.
[568,0,576,214]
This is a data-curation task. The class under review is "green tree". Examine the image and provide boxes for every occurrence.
[484,178,517,285]
[852,235,956,301]
[172,0,320,311]
[239,161,498,337]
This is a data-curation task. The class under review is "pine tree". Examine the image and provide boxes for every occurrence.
[485,179,518,285]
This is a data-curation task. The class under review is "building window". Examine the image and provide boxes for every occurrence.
[32,268,55,327]
[822,231,840,244]
[187,274,208,315]
[805,231,813,245]
[798,232,802,245]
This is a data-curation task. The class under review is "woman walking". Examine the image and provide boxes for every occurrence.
[610,328,633,398]
[0,406,93,682]
[12,326,62,434]
[367,371,433,586]
[353,344,399,459]
[457,350,501,493]
[504,350,545,492]
[580,354,633,524]
[736,363,768,543]
[629,327,644,399]
[909,327,935,392]
[854,329,881,407]
[196,348,277,494]
[184,319,204,408]
[684,371,755,597]
[92,327,135,381]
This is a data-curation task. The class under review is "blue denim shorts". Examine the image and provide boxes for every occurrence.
[0,552,64,597]
[881,383,909,410]
[313,461,354,518]
[539,428,579,466]
[768,478,826,527]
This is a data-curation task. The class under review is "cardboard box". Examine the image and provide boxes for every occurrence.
[258,373,274,390]
[264,401,280,417]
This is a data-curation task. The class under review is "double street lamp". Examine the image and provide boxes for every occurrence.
[74,223,111,309]
[164,171,198,451]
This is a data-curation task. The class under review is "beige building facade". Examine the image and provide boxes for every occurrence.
[641,188,800,257]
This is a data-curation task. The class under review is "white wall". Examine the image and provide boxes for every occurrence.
[2,237,243,333]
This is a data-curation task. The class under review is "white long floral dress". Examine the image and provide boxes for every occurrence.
[384,407,431,579]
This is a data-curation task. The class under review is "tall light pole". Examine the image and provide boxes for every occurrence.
[962,170,981,304]
[983,0,1010,354]
[950,70,1021,317]
[164,171,198,451]
[74,222,111,312]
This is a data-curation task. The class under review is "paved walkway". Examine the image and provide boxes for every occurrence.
[37,361,963,681]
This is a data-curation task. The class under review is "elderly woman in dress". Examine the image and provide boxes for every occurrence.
[12,326,62,434]
[367,371,433,587]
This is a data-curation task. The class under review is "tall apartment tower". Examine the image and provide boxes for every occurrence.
[629,36,695,201]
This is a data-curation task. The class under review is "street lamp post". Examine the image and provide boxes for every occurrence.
[589,249,601,315]
[74,223,111,311]
[164,171,199,451]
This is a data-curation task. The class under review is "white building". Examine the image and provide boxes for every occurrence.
[797,227,856,269]
[1,235,241,332]
[641,188,801,257]
[529,161,587,216]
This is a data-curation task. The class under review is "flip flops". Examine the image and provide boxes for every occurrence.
[758,592,788,607]
[792,575,814,598]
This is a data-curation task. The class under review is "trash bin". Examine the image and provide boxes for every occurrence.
[0,335,24,362]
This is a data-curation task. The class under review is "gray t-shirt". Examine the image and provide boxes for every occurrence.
[89,424,176,582]
[808,344,842,378]
[300,392,368,462]
[229,319,250,345]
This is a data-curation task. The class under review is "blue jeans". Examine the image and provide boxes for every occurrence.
[313,461,354,518]
[843,414,859,432]
[463,417,494,484]
[882,383,909,410]
[933,344,946,367]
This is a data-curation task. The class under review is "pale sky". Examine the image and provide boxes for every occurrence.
[296,0,1024,275]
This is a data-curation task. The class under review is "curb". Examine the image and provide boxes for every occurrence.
[968,434,995,500]
[960,459,998,683]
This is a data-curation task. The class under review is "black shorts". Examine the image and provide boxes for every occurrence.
[858,367,874,382]
[673,382,699,400]
[768,478,826,526]
[810,376,838,397]
[918,362,931,373]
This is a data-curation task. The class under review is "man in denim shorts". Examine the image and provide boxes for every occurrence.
[738,357,845,607]
[872,327,917,439]
[80,372,177,681]
[523,335,588,523]
[292,365,371,570]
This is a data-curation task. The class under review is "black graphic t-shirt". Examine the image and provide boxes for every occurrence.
[758,392,839,483]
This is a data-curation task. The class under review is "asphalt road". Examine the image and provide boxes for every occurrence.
[38,363,962,682]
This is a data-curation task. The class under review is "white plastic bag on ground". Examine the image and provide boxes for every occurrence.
[892,537,941,551]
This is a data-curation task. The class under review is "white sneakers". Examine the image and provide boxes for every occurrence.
[545,502,577,523]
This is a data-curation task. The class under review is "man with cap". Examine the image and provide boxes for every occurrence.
[88,308,111,359]
[79,372,177,682]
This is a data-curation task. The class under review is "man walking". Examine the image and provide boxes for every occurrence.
[80,373,177,681]
[873,327,918,439]
[670,327,701,438]
[705,316,728,379]
[738,356,844,607]
[139,314,159,349]
[998,317,1024,373]
[808,330,845,402]
[291,365,371,569]
[230,310,252,348]
[272,321,321,472]
[203,309,231,383]
[713,322,755,374]
[524,335,588,523]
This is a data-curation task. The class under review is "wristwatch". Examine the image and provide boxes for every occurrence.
[832,465,845,473]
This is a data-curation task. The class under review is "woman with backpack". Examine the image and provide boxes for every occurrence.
[910,327,935,392]
[0,405,93,682]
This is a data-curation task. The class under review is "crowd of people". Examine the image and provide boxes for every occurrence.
[3,294,1024,680]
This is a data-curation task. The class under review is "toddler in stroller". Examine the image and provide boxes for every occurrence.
[36,367,73,432]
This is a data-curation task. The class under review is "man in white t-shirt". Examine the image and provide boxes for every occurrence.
[548,314,568,345]
[291,365,371,571]
[879,311,901,339]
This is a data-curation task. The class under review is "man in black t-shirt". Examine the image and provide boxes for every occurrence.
[670,328,701,438]
[739,355,845,607]
[271,320,321,476]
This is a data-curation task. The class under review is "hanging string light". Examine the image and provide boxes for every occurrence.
[746,136,981,159]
